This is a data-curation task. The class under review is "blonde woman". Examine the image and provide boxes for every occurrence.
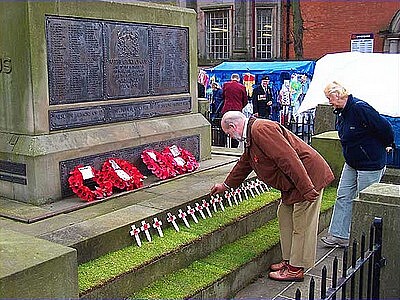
[321,81,394,247]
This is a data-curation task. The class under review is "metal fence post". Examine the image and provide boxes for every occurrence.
[372,217,384,300]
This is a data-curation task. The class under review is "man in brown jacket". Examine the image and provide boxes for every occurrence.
[211,111,334,282]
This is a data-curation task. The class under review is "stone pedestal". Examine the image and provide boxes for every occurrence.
[0,228,78,298]
[314,104,336,135]
[352,183,400,299]
[311,131,344,187]
[0,1,211,205]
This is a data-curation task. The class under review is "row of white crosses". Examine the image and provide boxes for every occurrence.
[129,179,269,247]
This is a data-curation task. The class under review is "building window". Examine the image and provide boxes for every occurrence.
[205,9,231,60]
[256,8,274,59]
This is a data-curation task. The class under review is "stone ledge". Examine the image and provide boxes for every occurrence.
[381,167,400,185]
[0,154,238,224]
[0,228,78,298]
[135,208,333,299]
[80,200,279,298]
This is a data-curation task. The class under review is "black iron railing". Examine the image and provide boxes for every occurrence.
[295,217,384,300]
[209,114,314,147]
[283,114,314,145]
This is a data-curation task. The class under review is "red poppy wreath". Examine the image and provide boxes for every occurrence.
[68,165,113,202]
[141,149,178,180]
[100,158,145,191]
[162,145,199,175]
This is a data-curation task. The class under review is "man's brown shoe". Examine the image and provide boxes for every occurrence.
[268,267,304,282]
[269,260,288,271]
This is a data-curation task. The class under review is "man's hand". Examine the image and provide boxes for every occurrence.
[210,183,228,195]
[303,188,319,202]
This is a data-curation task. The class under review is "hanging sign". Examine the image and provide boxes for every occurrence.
[351,33,374,53]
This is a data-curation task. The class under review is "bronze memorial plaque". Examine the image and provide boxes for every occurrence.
[46,16,189,106]
[151,26,189,95]
[49,97,191,130]
[104,22,151,99]
[46,17,104,104]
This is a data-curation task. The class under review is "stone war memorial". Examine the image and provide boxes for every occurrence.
[0,1,210,205]
[0,1,214,298]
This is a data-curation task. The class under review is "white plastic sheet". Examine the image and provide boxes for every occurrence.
[297,52,400,117]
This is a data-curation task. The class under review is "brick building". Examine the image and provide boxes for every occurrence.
[296,1,400,59]
[190,0,400,64]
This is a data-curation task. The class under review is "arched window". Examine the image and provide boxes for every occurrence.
[382,10,400,54]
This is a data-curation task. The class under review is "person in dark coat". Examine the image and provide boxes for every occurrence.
[251,75,274,119]
[210,82,224,121]
[211,111,335,281]
[321,81,394,248]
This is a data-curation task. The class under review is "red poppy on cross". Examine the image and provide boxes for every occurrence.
[141,220,152,242]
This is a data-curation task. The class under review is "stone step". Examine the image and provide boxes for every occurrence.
[0,155,240,264]
[381,167,400,185]
[78,191,281,298]
[78,187,336,299]
[130,203,334,299]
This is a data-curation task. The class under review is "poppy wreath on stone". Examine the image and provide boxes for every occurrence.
[99,158,145,191]
[141,149,178,180]
[68,165,113,202]
[162,145,199,175]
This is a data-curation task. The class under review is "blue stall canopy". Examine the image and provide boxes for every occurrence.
[204,60,316,85]
[201,60,317,119]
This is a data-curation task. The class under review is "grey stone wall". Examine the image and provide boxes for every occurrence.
[352,183,400,299]
[0,228,78,298]
[0,1,211,204]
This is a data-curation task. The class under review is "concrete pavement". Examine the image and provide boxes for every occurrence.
[234,229,344,300]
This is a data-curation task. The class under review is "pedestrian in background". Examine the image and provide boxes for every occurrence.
[221,73,248,147]
[221,73,248,114]
[210,82,224,121]
[251,75,274,119]
[321,81,394,248]
[210,111,334,281]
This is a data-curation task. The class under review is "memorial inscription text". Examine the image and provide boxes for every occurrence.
[46,16,189,105]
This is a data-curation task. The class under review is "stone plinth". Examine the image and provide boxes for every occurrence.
[314,104,336,135]
[311,131,344,187]
[352,183,400,299]
[0,1,210,204]
[0,228,78,298]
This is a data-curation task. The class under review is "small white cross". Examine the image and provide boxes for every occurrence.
[166,212,180,232]
[141,220,152,242]
[152,217,164,237]
[129,225,142,247]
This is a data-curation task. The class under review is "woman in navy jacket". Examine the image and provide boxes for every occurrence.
[321,81,394,247]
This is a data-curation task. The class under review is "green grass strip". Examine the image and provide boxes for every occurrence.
[131,187,337,299]
[78,188,281,292]
[130,219,280,299]
[79,186,337,295]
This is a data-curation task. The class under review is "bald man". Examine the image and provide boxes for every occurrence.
[211,111,334,282]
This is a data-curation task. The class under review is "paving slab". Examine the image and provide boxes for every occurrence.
[233,229,344,300]
[0,228,78,298]
[0,198,50,222]
[0,153,238,223]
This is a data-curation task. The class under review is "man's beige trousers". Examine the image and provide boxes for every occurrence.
[277,189,323,268]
